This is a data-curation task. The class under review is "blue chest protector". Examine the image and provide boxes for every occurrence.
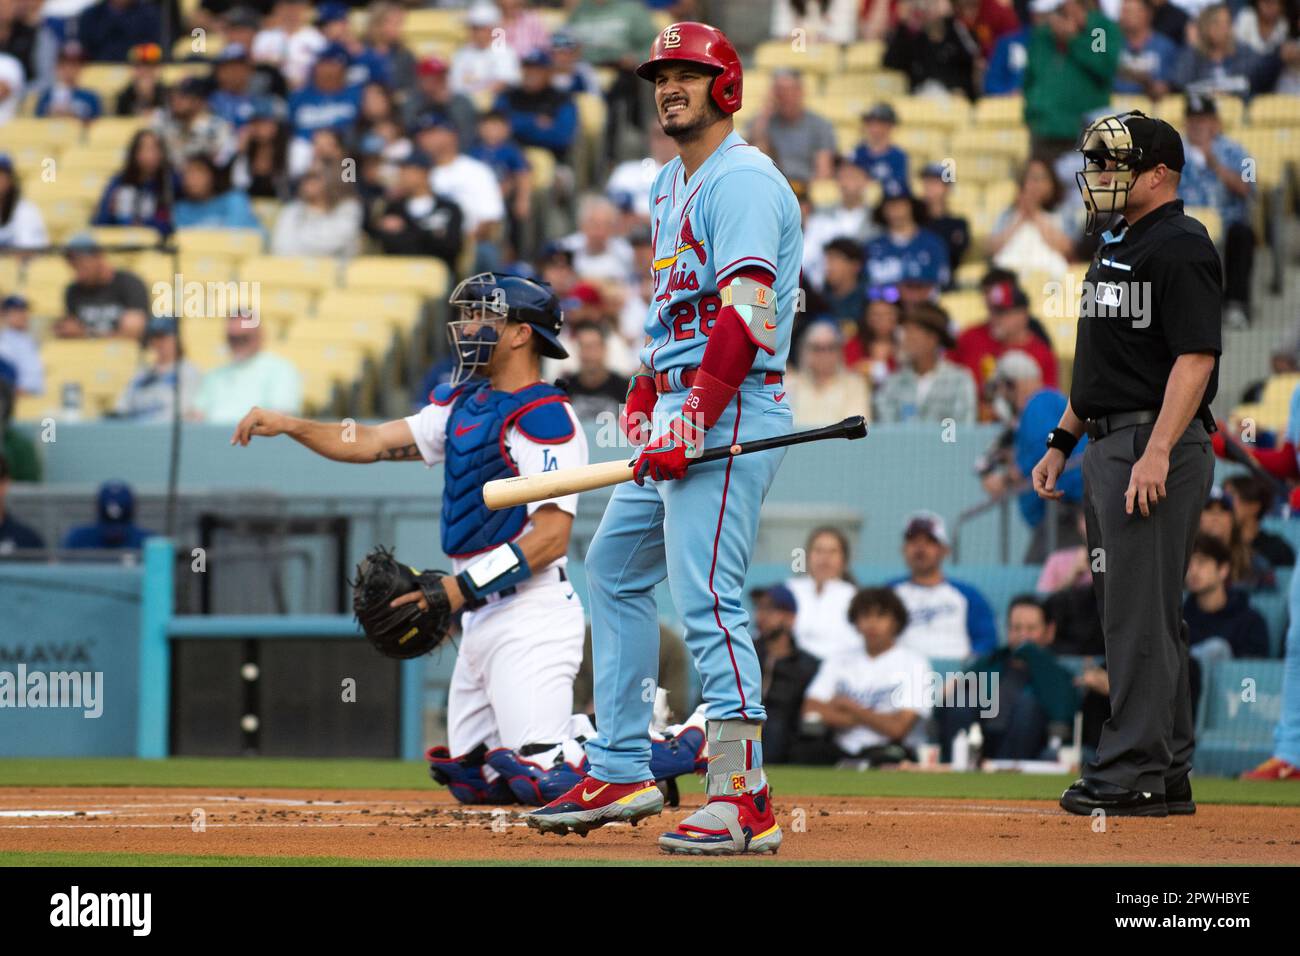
[434,379,575,559]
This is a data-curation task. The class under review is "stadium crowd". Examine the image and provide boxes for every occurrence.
[0,0,1298,779]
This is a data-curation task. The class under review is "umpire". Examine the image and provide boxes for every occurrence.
[1032,111,1222,817]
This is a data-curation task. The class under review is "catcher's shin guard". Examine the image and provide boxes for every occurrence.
[485,746,588,806]
[426,745,516,805]
[658,719,782,855]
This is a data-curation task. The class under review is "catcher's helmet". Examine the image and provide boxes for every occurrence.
[1075,110,1185,235]
[447,272,567,384]
[635,22,742,115]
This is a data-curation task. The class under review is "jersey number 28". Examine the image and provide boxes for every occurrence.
[670,294,723,341]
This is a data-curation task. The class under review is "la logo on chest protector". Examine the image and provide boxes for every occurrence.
[49,886,151,936]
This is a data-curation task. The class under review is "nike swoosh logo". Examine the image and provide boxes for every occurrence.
[763,319,778,331]
[454,423,481,437]
[582,783,609,801]
[774,391,785,403]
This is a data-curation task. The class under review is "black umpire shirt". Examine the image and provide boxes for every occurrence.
[1070,199,1222,423]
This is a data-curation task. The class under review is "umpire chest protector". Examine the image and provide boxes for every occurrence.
[434,379,574,558]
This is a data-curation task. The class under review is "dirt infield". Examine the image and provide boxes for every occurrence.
[2,787,1299,863]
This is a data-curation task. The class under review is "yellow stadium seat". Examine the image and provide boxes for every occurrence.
[1247,93,1300,127]
[833,124,861,155]
[9,144,60,180]
[892,95,969,131]
[981,179,1017,214]
[844,41,884,72]
[342,256,448,297]
[949,152,1012,185]
[574,92,607,140]
[85,118,148,151]
[892,126,948,165]
[951,126,1029,162]
[1232,374,1300,433]
[408,37,454,61]
[808,177,841,209]
[240,255,339,292]
[1184,205,1222,244]
[754,40,842,75]
[79,64,131,102]
[1233,128,1286,190]
[89,226,158,252]
[285,317,395,360]
[954,261,988,288]
[177,252,237,284]
[403,9,468,41]
[947,183,983,220]
[22,254,74,291]
[0,258,18,291]
[13,392,61,422]
[818,97,866,125]
[939,289,987,330]
[973,95,1024,127]
[522,146,555,191]
[175,227,265,259]
[315,288,422,332]
[820,72,904,103]
[160,63,209,86]
[172,33,225,61]
[130,251,177,293]
[59,148,128,178]
[1110,93,1154,116]
[254,287,314,328]
[4,118,80,150]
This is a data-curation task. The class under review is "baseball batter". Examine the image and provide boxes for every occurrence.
[232,276,706,806]
[527,22,802,854]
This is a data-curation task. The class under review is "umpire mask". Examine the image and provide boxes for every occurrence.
[1075,111,1146,235]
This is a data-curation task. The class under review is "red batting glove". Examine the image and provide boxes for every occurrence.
[621,373,657,446]
[633,413,704,484]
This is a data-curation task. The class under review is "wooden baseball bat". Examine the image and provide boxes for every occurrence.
[483,416,868,510]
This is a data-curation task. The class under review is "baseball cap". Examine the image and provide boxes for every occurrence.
[1186,91,1218,117]
[144,315,178,339]
[400,150,434,170]
[862,102,898,124]
[900,255,942,287]
[64,232,102,257]
[550,30,580,51]
[1123,113,1185,173]
[128,42,163,65]
[522,49,553,68]
[0,153,12,174]
[920,162,949,181]
[904,511,950,547]
[413,111,456,134]
[217,42,250,63]
[315,42,352,65]
[1,294,29,311]
[760,584,798,614]
[985,276,1029,312]
[417,55,449,77]
[224,6,262,30]
[466,3,502,27]
[1205,486,1235,511]
[900,302,955,348]
[994,349,1040,383]
[1030,0,1065,13]
[315,2,350,26]
[97,481,135,525]
[175,76,208,97]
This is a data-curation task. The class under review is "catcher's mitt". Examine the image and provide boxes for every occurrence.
[351,546,452,659]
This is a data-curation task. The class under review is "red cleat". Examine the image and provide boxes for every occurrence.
[524,775,664,837]
[658,785,782,855]
[1240,757,1300,781]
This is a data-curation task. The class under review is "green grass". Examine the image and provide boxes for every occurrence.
[1,758,1297,806]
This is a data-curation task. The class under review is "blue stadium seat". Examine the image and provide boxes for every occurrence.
[1193,659,1284,777]
[1249,582,1291,658]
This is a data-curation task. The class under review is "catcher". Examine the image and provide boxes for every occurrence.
[232,274,704,805]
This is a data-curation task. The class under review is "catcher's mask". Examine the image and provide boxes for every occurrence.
[446,272,567,385]
[1075,110,1149,235]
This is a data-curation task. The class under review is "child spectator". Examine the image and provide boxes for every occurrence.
[36,42,101,121]
[175,155,264,233]
[802,587,932,765]
[852,102,909,190]
[1184,533,1271,659]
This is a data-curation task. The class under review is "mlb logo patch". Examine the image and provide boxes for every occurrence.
[1096,282,1123,308]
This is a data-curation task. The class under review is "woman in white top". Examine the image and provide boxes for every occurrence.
[0,158,49,252]
[988,158,1075,279]
[271,165,363,258]
[785,526,864,661]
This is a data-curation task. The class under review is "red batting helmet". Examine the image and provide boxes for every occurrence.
[635,22,743,115]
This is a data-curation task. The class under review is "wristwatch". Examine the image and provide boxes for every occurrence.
[1045,428,1079,456]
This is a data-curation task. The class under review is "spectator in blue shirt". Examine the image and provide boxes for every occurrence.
[1115,0,1181,97]
[549,30,600,95]
[1178,92,1255,327]
[93,129,176,235]
[62,480,153,551]
[493,49,578,162]
[470,109,533,247]
[173,155,264,234]
[984,25,1032,95]
[851,102,909,191]
[78,0,162,63]
[316,0,391,87]
[208,44,259,128]
[1173,3,1274,99]
[288,43,363,142]
[35,43,101,121]
[866,180,950,294]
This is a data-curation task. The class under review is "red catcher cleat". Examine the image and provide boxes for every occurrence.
[658,785,782,855]
[1240,757,1300,781]
[524,775,664,837]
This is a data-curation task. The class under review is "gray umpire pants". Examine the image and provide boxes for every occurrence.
[1081,418,1215,794]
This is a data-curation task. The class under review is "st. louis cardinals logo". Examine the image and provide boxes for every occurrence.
[653,210,707,272]
[662,26,682,48]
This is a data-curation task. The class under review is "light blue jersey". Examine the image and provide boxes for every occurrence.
[641,130,802,376]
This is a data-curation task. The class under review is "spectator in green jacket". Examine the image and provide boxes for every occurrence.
[1023,0,1121,161]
